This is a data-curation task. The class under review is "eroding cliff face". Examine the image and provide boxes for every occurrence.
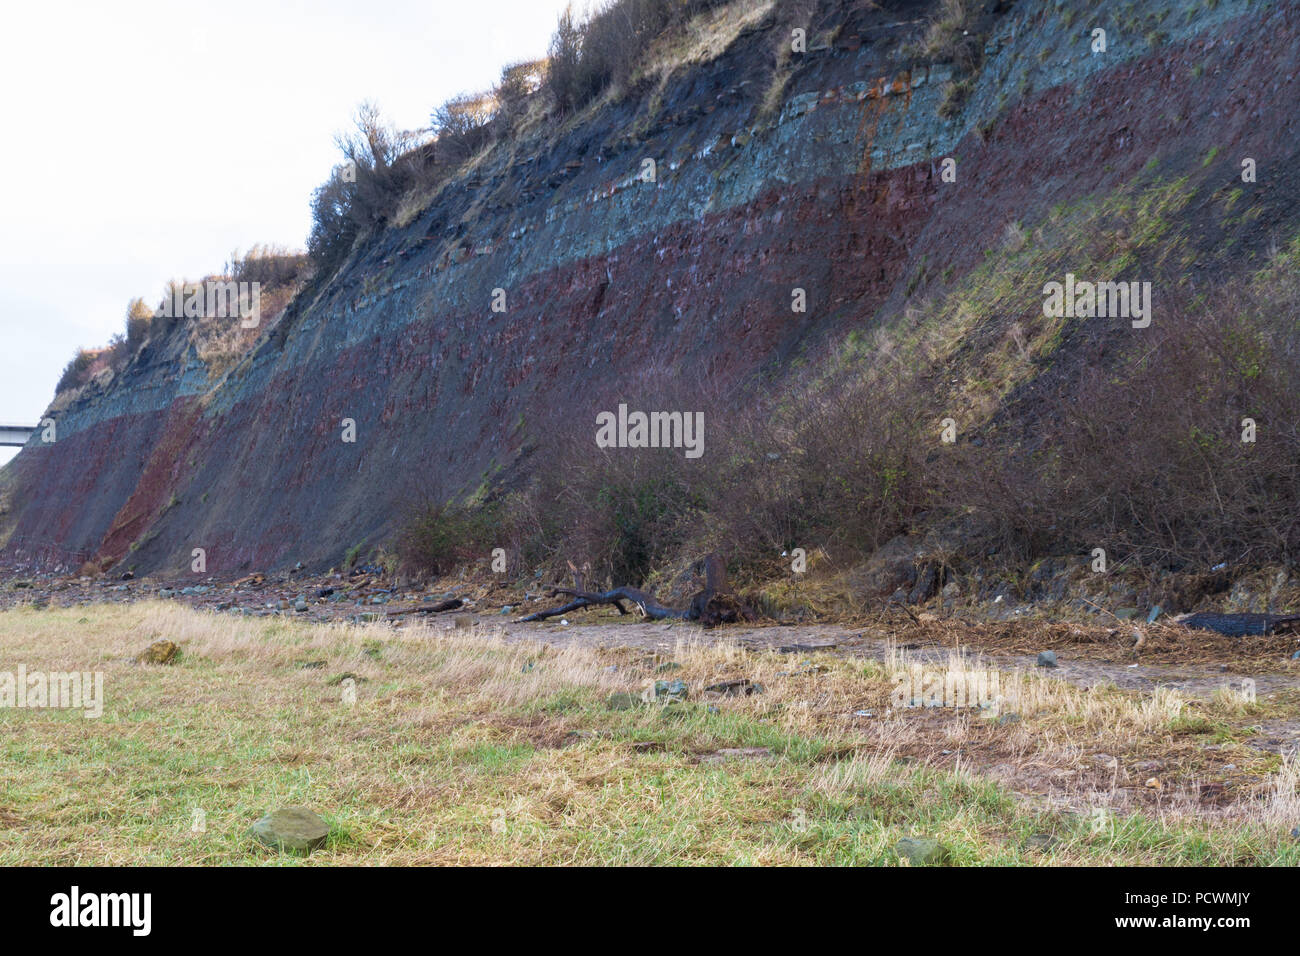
[3,0,1297,576]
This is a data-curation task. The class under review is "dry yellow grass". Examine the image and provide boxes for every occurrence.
[0,602,1295,865]
[636,0,776,84]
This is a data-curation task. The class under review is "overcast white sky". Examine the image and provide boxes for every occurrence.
[0,0,579,465]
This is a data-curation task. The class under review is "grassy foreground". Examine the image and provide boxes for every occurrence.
[0,602,1296,865]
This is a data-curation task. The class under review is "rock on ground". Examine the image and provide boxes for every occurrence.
[894,836,949,865]
[249,807,330,856]
[137,640,179,665]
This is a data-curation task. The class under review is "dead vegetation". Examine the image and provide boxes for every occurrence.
[885,616,1300,671]
[398,199,1300,603]
[1,601,1297,865]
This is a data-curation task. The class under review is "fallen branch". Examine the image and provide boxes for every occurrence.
[517,554,757,627]
[386,598,464,617]
[777,642,843,654]
[517,586,685,622]
[887,598,922,626]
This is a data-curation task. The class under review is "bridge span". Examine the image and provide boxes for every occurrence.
[0,424,37,447]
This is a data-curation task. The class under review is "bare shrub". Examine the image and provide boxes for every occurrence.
[397,258,1300,585]
[55,349,96,394]
[943,269,1300,568]
[530,443,701,587]
[397,500,506,578]
[124,297,153,352]
[430,91,498,166]
[224,244,308,290]
[335,101,423,228]
[496,59,546,125]
[546,0,731,116]
[308,102,424,274]
[703,361,933,565]
[494,350,932,584]
[307,165,357,272]
[546,4,592,116]
[510,361,717,585]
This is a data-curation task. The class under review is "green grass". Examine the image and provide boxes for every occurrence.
[0,602,1296,865]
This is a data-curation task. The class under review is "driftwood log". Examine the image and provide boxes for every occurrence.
[518,554,756,627]
[1177,612,1300,637]
[386,598,464,617]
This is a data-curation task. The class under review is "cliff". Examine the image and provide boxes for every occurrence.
[3,0,1298,578]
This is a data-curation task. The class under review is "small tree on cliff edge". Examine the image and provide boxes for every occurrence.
[430,91,498,166]
[547,5,587,116]
[125,298,153,351]
[309,101,420,274]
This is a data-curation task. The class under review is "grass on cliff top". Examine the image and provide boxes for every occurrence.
[0,602,1296,865]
